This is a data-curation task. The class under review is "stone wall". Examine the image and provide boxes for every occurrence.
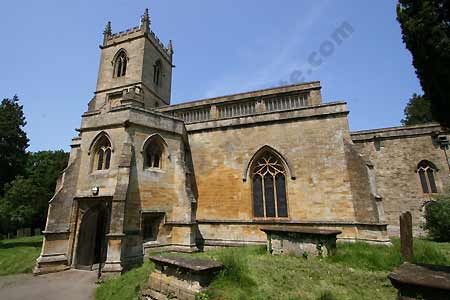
[351,124,450,235]
[185,101,388,244]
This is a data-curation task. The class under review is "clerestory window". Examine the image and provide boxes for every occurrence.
[252,152,288,218]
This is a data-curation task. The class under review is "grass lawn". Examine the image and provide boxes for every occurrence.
[96,238,450,300]
[0,235,43,276]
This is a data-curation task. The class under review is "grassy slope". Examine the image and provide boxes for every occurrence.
[95,239,450,300]
[0,235,43,276]
[96,261,153,300]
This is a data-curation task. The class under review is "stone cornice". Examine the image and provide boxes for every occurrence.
[196,219,388,226]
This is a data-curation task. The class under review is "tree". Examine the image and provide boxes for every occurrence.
[401,93,434,125]
[397,0,450,129]
[24,151,69,229]
[0,177,46,230]
[0,95,29,194]
[0,151,68,234]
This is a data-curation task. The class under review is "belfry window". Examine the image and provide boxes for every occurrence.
[153,60,161,86]
[114,51,127,77]
[252,152,288,218]
[417,160,438,194]
[144,135,166,169]
[94,136,112,171]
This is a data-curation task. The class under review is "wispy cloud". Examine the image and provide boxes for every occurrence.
[203,0,332,98]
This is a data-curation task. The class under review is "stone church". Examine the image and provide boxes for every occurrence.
[35,10,450,275]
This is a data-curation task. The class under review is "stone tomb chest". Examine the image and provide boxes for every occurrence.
[260,226,341,258]
[388,263,450,300]
[142,255,223,300]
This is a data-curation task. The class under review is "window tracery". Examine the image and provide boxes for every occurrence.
[94,136,112,171]
[417,160,438,194]
[114,51,127,77]
[252,152,288,218]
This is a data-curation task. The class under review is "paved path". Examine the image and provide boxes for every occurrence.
[0,270,98,300]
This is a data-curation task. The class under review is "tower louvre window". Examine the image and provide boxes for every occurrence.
[417,160,438,194]
[114,51,127,78]
[153,60,161,86]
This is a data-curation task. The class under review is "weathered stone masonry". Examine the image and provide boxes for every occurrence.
[351,124,450,235]
[35,10,449,275]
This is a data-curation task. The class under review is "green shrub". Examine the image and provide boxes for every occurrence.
[423,196,450,242]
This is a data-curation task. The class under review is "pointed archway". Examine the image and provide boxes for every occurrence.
[75,201,110,270]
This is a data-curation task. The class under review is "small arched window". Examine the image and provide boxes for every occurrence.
[417,160,438,194]
[153,60,161,86]
[143,135,166,169]
[252,151,288,218]
[114,51,127,78]
[94,136,112,171]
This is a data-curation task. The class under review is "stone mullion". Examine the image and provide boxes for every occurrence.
[273,174,278,218]
[262,175,266,218]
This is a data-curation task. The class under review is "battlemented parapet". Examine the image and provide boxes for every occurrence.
[101,9,173,63]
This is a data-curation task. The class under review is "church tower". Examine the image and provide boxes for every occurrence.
[91,8,173,111]
[35,9,197,277]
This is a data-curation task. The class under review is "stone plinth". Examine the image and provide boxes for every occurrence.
[388,263,450,300]
[260,226,341,257]
[142,255,223,300]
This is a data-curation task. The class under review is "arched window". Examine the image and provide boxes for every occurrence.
[153,60,161,86]
[94,136,112,171]
[417,160,438,194]
[114,51,127,78]
[252,151,288,218]
[143,135,166,169]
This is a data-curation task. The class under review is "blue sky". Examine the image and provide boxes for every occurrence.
[0,1,422,152]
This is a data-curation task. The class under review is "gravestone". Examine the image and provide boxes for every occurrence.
[16,228,24,237]
[400,211,413,262]
[23,228,31,237]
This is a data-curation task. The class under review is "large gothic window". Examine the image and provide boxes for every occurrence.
[153,60,161,86]
[143,135,166,170]
[417,160,438,194]
[94,136,112,171]
[252,152,288,218]
[114,51,127,78]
